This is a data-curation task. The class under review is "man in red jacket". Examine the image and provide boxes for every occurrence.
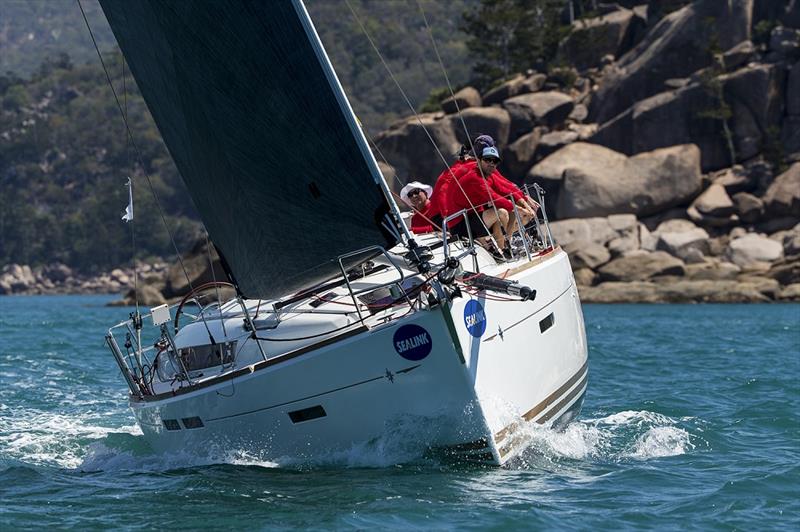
[448,146,515,252]
[429,134,496,223]
[486,166,538,240]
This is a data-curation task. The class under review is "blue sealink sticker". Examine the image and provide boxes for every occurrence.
[464,300,487,337]
[393,324,433,361]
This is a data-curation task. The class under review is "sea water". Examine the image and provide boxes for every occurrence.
[0,295,797,529]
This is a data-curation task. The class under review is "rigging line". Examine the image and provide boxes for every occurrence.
[205,231,228,339]
[121,52,140,317]
[416,0,505,246]
[347,35,496,250]
[77,0,216,344]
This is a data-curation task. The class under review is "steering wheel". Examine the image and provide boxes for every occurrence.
[174,281,235,333]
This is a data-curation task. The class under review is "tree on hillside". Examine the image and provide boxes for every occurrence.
[461,0,568,90]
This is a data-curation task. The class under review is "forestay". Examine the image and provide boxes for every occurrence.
[99,0,396,299]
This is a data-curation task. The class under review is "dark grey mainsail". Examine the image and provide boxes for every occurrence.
[99,0,397,299]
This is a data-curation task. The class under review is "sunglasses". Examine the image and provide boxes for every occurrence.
[408,189,424,198]
[482,157,500,165]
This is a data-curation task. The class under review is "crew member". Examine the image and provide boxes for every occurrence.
[448,146,515,253]
[400,181,440,234]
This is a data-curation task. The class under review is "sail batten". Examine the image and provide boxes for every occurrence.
[99,0,396,299]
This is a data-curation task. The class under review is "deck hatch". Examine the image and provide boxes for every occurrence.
[163,419,181,431]
[181,416,205,429]
[539,313,554,333]
[288,405,327,423]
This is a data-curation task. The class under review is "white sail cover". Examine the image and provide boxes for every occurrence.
[99,0,396,299]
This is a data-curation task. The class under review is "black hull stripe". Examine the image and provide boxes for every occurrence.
[133,324,368,403]
[495,360,588,442]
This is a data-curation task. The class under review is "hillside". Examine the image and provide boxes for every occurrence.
[0,0,475,136]
[0,0,474,274]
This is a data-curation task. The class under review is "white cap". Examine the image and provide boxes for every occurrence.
[399,181,433,206]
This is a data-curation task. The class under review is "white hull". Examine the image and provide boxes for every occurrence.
[127,247,588,466]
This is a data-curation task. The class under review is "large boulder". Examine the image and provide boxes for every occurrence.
[502,129,541,180]
[607,214,641,256]
[164,240,228,298]
[482,73,548,106]
[767,256,800,285]
[483,74,527,105]
[117,285,167,307]
[762,162,800,217]
[691,183,735,218]
[374,113,458,186]
[441,87,482,114]
[554,143,703,218]
[580,279,776,303]
[570,243,612,270]
[591,63,785,171]
[527,142,627,208]
[0,264,36,293]
[502,91,574,130]
[597,251,686,282]
[557,8,645,70]
[732,192,764,223]
[536,131,579,160]
[43,263,73,283]
[721,40,756,71]
[725,233,784,267]
[685,259,741,280]
[549,216,617,251]
[448,107,511,150]
[589,0,753,124]
[656,223,711,262]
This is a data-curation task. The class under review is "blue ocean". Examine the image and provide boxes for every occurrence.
[1,295,797,529]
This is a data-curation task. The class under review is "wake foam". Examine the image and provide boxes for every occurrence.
[507,410,697,468]
[1,404,698,473]
[0,407,142,469]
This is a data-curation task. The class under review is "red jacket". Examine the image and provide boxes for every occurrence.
[410,201,438,234]
[449,165,515,216]
[489,171,524,203]
[430,159,471,220]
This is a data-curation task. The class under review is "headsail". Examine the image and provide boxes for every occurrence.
[99,0,397,299]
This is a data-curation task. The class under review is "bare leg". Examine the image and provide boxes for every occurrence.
[482,208,508,250]
[508,208,529,243]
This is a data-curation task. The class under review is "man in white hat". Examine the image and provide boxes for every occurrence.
[400,181,440,234]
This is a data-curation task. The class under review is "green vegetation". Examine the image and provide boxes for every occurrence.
[460,0,568,91]
[0,54,199,272]
[305,0,473,132]
[2,0,576,273]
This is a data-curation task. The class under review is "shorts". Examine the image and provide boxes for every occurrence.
[449,211,490,240]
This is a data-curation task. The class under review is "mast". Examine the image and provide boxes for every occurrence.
[292,0,413,245]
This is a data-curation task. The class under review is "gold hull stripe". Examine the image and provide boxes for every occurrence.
[497,378,588,459]
[495,360,588,442]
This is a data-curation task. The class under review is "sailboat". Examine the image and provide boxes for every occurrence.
[99,0,588,466]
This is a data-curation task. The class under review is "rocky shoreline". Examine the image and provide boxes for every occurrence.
[372,1,800,303]
[2,227,798,304]
[2,1,798,305]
